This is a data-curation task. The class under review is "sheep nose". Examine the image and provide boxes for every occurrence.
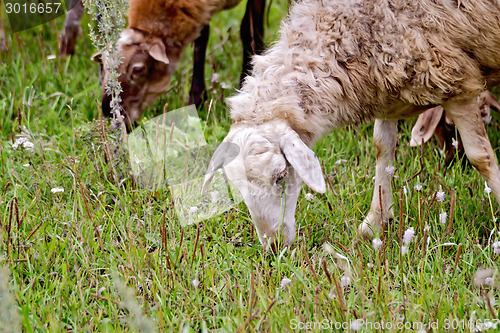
[101,94,112,117]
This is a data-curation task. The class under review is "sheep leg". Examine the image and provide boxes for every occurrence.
[59,0,84,57]
[188,25,210,109]
[444,100,500,204]
[359,119,397,238]
[239,0,266,86]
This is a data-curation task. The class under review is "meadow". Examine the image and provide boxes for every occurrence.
[1,0,500,331]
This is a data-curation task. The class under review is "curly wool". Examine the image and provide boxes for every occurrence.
[229,0,500,145]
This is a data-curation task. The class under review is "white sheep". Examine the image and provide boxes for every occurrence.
[204,0,500,250]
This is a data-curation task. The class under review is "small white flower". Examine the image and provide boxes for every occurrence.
[281,277,292,289]
[340,275,350,287]
[23,164,30,167]
[51,187,64,194]
[372,238,383,250]
[192,278,200,288]
[367,262,374,269]
[385,165,395,176]
[485,181,492,195]
[47,54,56,60]
[436,191,445,202]
[328,291,336,299]
[493,241,500,254]
[439,211,448,224]
[414,184,422,191]
[452,139,459,149]
[485,277,494,287]
[12,137,34,150]
[403,227,415,244]
[401,245,409,255]
[189,206,198,213]
[211,73,220,82]
[23,141,34,150]
[305,193,314,201]
[221,82,231,89]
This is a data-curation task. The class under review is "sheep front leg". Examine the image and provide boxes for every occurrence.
[445,99,500,204]
[359,119,397,238]
[188,25,210,109]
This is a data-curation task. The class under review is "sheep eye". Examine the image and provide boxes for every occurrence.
[131,64,147,79]
[275,168,287,184]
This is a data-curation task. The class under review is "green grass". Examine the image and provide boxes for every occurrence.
[1,1,500,331]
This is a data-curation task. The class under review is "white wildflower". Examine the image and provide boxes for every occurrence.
[189,206,198,213]
[211,73,220,83]
[485,181,492,195]
[436,191,445,202]
[328,291,336,299]
[485,277,494,287]
[23,141,34,150]
[401,245,409,255]
[12,137,34,151]
[51,187,64,194]
[439,211,447,224]
[372,238,383,250]
[403,227,415,244]
[281,277,292,289]
[367,263,374,269]
[305,193,314,201]
[385,165,395,176]
[452,139,459,149]
[22,164,30,167]
[192,278,200,288]
[493,241,500,255]
[414,184,422,191]
[47,54,56,60]
[340,275,350,287]
[221,82,231,89]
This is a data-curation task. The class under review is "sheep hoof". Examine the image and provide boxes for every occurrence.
[359,210,393,239]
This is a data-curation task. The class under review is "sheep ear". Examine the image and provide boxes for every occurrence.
[410,106,444,147]
[280,130,326,193]
[148,39,169,65]
[202,142,240,195]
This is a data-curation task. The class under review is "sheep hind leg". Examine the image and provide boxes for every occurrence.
[359,119,398,238]
[59,0,84,57]
[445,99,500,205]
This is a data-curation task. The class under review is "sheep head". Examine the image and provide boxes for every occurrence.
[204,120,326,251]
[93,28,178,127]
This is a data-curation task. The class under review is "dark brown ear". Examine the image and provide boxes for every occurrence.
[410,106,444,147]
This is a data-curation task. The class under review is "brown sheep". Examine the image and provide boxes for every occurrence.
[93,0,266,127]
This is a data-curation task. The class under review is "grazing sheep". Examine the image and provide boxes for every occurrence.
[94,0,266,126]
[204,0,500,249]
[410,91,500,166]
